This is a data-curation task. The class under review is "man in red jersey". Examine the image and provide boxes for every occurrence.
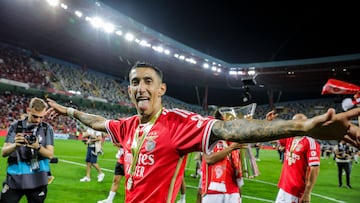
[47,61,360,203]
[200,108,244,203]
[201,140,243,203]
[268,112,320,203]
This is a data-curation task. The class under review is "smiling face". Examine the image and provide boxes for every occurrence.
[128,66,166,123]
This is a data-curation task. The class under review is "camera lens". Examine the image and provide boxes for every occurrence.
[26,134,37,144]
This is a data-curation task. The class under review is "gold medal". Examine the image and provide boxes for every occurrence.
[127,177,133,190]
[127,108,163,191]
[288,137,301,166]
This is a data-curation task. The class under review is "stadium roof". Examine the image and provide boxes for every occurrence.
[1,0,360,107]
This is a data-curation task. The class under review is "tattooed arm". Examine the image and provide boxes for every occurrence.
[210,108,360,148]
[46,98,107,132]
[210,118,303,145]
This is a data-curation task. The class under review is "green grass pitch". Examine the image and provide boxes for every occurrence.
[0,138,358,202]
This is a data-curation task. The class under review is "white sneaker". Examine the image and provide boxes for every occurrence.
[97,199,111,203]
[80,176,90,182]
[98,173,105,182]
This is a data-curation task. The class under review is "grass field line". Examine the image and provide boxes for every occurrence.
[60,158,114,173]
[60,159,277,202]
[60,160,345,203]
[58,155,118,162]
[0,149,350,203]
[184,167,346,203]
[247,179,346,203]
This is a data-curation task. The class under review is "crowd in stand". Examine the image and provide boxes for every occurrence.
[0,43,353,136]
[0,46,51,89]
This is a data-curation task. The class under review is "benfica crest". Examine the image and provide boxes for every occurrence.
[145,135,158,152]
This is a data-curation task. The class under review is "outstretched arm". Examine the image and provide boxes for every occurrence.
[210,108,360,148]
[210,117,304,144]
[46,98,107,132]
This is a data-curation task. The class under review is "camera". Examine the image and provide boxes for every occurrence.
[16,124,38,145]
[25,134,37,145]
[50,157,59,164]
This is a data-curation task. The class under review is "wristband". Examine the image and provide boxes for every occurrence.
[67,107,75,118]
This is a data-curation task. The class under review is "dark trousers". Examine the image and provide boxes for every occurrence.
[278,150,284,163]
[337,162,351,186]
[0,184,47,203]
[255,148,260,158]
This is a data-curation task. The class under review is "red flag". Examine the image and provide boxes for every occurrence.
[321,79,360,95]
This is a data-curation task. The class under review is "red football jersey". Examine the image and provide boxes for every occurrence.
[106,108,217,203]
[278,136,320,197]
[201,140,240,195]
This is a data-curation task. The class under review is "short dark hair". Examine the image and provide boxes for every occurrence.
[129,61,163,81]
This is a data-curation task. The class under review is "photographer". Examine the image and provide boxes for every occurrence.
[335,140,352,188]
[1,97,54,203]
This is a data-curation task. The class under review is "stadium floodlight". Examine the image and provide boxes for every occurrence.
[188,58,196,64]
[103,22,115,33]
[115,30,123,36]
[140,41,152,48]
[75,10,83,18]
[203,63,210,69]
[248,70,256,75]
[164,49,171,55]
[125,33,134,41]
[60,3,68,10]
[237,70,246,75]
[90,17,104,29]
[46,0,59,7]
[152,46,164,53]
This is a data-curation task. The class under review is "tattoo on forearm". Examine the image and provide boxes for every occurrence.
[211,119,304,143]
[76,112,104,129]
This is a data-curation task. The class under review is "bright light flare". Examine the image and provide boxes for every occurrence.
[90,17,104,29]
[60,3,68,9]
[47,0,59,7]
[103,22,115,33]
[75,11,83,18]
[125,33,134,41]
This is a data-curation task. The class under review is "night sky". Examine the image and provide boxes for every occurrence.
[100,0,360,64]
